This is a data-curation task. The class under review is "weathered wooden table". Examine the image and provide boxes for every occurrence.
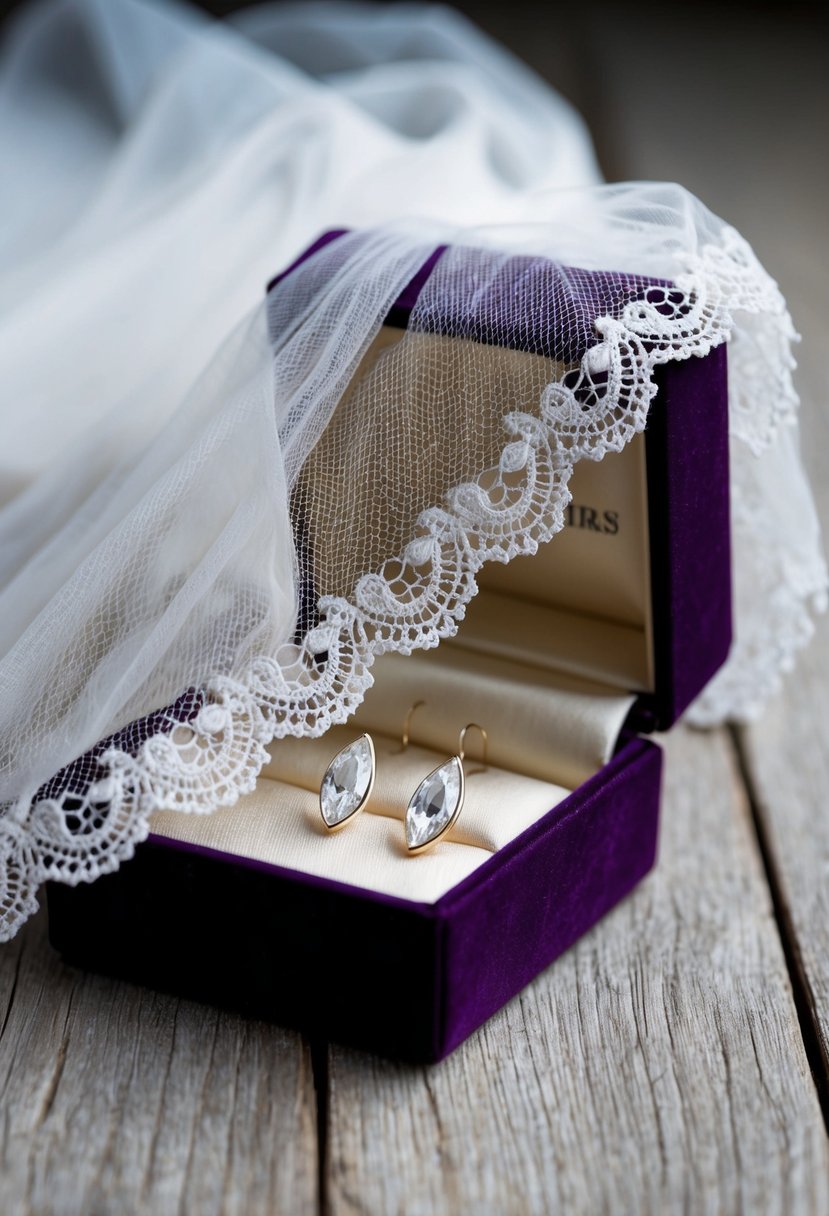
[2,5,828,1212]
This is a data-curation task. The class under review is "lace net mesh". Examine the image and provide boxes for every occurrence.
[0,213,823,941]
[280,239,659,627]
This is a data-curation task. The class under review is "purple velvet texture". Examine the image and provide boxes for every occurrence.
[636,344,732,729]
[266,228,670,362]
[48,738,661,1062]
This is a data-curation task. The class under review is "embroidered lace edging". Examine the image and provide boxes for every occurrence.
[1,226,821,940]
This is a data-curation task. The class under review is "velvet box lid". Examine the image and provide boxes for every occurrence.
[47,235,732,1062]
[268,229,732,733]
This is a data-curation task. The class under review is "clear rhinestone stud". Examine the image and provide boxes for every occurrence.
[320,734,376,830]
[405,755,465,854]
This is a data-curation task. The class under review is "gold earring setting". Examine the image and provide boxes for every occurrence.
[405,753,465,854]
[405,722,488,855]
[318,712,488,852]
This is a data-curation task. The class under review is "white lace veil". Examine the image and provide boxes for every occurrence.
[0,0,824,938]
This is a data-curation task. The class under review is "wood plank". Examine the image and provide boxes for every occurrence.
[326,726,829,1215]
[0,909,318,1216]
[738,662,829,1092]
[732,208,829,1116]
[587,0,829,1124]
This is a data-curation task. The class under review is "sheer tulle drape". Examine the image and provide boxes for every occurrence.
[0,0,824,937]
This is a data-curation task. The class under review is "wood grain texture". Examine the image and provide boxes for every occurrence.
[586,0,829,1135]
[738,655,829,1092]
[0,910,318,1216]
[734,190,829,1118]
[326,726,829,1215]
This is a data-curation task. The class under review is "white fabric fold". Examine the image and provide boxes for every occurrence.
[0,0,824,940]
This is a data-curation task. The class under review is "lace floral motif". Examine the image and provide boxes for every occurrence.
[1,226,822,940]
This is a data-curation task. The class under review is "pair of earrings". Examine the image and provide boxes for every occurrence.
[319,702,488,855]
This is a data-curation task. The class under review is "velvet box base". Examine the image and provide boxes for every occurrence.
[47,736,661,1063]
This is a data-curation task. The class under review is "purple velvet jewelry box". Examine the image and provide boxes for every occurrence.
[47,237,731,1064]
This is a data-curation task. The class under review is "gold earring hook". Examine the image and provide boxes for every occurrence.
[400,700,426,752]
[458,723,488,773]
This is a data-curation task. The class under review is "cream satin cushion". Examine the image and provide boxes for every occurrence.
[152,723,571,903]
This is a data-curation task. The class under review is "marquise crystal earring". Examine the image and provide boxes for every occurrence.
[405,722,488,855]
[319,733,376,831]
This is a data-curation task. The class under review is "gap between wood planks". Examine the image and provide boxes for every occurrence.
[729,725,829,1135]
[311,1035,330,1215]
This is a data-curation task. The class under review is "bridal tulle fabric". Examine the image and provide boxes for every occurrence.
[0,0,825,938]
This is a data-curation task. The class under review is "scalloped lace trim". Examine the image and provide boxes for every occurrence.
[1,227,822,939]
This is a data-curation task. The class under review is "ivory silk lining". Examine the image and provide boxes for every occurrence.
[152,419,652,904]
